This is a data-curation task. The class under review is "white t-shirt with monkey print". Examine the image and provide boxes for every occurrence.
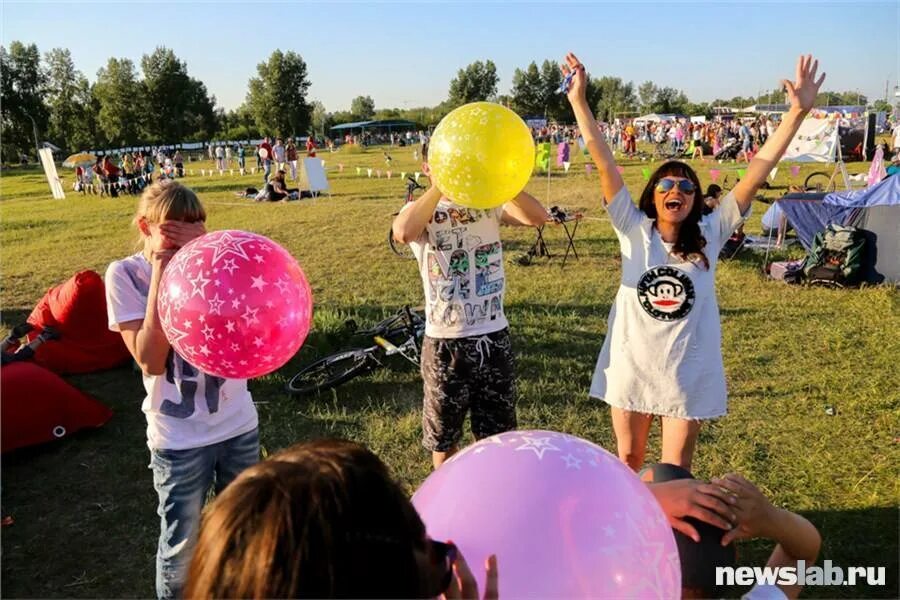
[590,186,749,419]
[404,199,509,339]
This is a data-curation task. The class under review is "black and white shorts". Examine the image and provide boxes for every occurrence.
[421,328,517,452]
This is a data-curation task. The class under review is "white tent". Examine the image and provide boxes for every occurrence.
[633,113,679,124]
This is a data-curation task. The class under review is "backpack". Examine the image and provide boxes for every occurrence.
[801,224,866,287]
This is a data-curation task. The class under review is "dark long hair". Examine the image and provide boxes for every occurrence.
[638,160,709,270]
[184,439,430,599]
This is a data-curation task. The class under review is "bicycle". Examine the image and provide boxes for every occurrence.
[388,176,426,259]
[285,306,425,396]
[803,170,837,192]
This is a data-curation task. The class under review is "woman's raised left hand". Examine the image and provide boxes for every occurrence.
[782,54,826,114]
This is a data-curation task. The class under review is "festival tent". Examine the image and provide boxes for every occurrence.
[776,176,900,283]
[330,119,418,135]
[634,113,679,124]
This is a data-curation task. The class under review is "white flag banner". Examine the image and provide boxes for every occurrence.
[401,172,406,179]
[769,167,778,181]
[367,168,373,177]
[563,161,571,172]
[781,115,839,163]
[414,171,421,182]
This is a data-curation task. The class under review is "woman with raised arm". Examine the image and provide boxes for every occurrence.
[562,52,825,471]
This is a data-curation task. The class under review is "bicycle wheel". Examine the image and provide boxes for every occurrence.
[285,349,375,396]
[388,228,415,259]
[804,171,834,192]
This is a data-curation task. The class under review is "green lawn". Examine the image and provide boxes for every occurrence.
[1,145,897,598]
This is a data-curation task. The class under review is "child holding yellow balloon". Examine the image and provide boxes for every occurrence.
[392,102,549,469]
[561,52,826,472]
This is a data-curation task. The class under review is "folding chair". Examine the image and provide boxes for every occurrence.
[559,213,583,267]
[528,224,552,259]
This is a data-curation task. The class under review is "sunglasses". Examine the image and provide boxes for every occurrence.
[655,177,696,194]
[428,540,458,596]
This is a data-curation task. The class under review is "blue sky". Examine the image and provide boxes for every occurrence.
[3,1,897,112]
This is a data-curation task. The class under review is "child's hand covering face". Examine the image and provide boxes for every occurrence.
[157,220,207,250]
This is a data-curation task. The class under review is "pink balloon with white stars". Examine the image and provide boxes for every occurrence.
[158,230,312,379]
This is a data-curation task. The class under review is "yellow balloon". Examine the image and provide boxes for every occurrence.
[429,102,535,209]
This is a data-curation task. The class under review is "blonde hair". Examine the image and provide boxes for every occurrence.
[133,181,205,247]
[134,180,206,227]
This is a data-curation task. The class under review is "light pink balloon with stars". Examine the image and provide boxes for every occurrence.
[413,430,681,598]
[158,230,312,379]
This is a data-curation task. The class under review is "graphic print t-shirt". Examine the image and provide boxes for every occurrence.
[105,253,258,450]
[406,199,508,338]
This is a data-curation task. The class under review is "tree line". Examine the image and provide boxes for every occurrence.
[1,42,885,162]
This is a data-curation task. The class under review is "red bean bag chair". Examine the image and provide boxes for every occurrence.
[1,361,113,453]
[26,270,131,374]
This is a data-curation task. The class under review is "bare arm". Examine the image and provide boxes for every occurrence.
[392,184,442,243]
[501,191,549,226]
[116,220,206,375]
[117,251,174,376]
[762,509,822,599]
[716,474,821,600]
[562,52,624,204]
[733,55,826,213]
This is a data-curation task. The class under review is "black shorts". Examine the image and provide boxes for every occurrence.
[421,328,517,452]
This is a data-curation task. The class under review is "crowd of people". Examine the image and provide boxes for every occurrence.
[593,115,781,162]
[74,149,184,197]
[96,51,836,600]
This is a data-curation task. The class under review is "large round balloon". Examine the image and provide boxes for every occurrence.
[428,102,535,209]
[412,430,680,598]
[158,230,312,379]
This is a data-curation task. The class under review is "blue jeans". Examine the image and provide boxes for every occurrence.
[263,159,272,183]
[149,428,259,599]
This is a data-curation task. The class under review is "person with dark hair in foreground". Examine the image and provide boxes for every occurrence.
[184,439,498,599]
[643,464,821,599]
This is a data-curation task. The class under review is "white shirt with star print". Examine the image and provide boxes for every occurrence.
[105,252,258,450]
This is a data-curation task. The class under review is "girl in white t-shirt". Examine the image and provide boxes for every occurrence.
[561,51,826,471]
[105,181,259,599]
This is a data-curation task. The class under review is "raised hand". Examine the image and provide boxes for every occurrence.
[560,52,588,105]
[782,54,826,114]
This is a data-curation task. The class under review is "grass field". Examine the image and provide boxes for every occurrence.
[1,144,897,598]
